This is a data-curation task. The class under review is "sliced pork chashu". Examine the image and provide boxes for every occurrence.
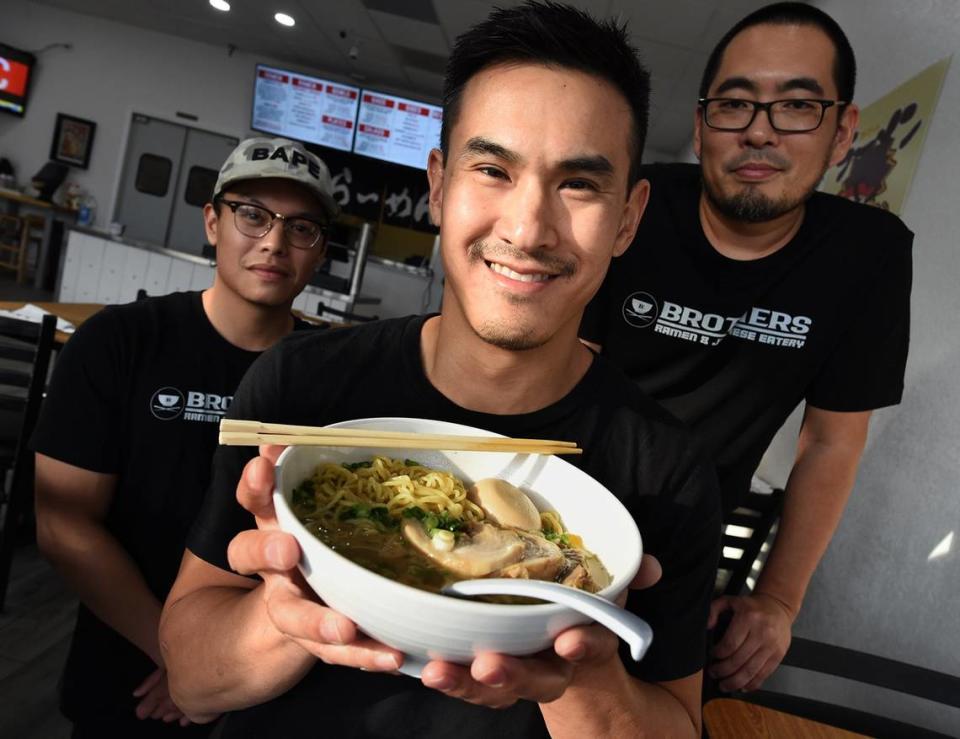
[493,531,565,580]
[401,520,525,578]
[557,548,611,593]
[401,520,565,580]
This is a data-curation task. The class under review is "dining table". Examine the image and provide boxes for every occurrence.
[0,301,103,345]
[0,301,341,346]
[703,698,868,738]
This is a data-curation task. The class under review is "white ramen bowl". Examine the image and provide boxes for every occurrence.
[273,417,643,675]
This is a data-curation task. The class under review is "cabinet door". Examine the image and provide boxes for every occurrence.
[95,242,128,304]
[58,232,88,302]
[74,237,106,303]
[113,115,186,245]
[118,247,150,304]
[144,253,172,296]
[189,262,215,291]
[166,259,194,293]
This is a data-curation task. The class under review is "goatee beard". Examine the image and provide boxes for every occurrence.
[705,185,798,223]
[702,150,830,223]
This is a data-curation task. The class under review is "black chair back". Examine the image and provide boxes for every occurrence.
[717,488,785,596]
[0,313,57,611]
[744,637,960,737]
[703,487,785,710]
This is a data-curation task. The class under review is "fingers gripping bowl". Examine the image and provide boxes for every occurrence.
[273,417,643,673]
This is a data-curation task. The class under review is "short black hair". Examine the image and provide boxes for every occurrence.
[699,2,856,102]
[441,1,650,190]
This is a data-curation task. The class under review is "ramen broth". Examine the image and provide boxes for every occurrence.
[303,518,466,593]
[290,457,612,601]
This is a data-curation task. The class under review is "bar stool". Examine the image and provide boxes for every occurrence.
[0,215,23,278]
[0,214,44,284]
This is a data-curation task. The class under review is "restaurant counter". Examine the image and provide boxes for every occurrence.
[57,227,437,319]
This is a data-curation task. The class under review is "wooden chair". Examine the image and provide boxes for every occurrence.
[0,214,23,278]
[0,213,44,284]
[0,313,57,611]
[704,696,869,738]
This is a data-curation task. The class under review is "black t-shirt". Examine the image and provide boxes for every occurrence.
[31,291,312,722]
[582,163,913,512]
[187,314,721,739]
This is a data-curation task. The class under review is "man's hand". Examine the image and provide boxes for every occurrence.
[226,445,404,673]
[133,667,191,726]
[708,592,794,692]
[420,554,663,708]
[629,553,662,591]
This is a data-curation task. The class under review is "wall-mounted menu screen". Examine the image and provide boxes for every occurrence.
[353,89,442,170]
[251,64,360,152]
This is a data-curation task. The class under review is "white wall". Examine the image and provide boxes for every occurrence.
[1,0,678,231]
[1,0,439,317]
[643,147,676,163]
[755,1,960,732]
[1,0,412,230]
[2,0,253,226]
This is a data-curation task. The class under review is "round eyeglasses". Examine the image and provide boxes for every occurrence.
[216,198,328,250]
[698,97,848,133]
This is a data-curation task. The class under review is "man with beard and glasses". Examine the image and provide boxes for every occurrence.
[159,3,722,738]
[581,2,913,694]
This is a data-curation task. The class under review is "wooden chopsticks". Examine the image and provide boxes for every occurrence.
[219,419,582,455]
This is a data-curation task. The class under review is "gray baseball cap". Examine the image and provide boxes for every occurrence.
[213,137,340,220]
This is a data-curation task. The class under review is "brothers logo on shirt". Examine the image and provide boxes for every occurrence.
[621,292,659,328]
[150,387,185,420]
[149,386,234,423]
[621,290,813,349]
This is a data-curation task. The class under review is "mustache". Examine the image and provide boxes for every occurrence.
[467,240,576,277]
[725,151,791,171]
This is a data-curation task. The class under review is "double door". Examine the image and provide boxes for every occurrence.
[113,115,237,256]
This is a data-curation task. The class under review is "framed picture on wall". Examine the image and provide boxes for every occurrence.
[50,113,97,169]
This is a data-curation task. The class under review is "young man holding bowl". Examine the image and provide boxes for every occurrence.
[161,3,721,736]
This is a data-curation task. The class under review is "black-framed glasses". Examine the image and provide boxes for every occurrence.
[698,97,848,133]
[216,198,327,250]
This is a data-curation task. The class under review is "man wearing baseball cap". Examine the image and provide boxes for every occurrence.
[31,137,334,737]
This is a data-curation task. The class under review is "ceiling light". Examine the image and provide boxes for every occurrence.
[209,0,230,11]
[274,12,295,27]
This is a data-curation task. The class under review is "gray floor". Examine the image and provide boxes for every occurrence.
[0,542,74,739]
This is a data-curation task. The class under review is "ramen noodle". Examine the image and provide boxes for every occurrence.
[291,456,611,596]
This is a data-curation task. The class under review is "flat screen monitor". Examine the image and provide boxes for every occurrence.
[0,43,36,117]
[251,64,360,152]
[353,89,442,171]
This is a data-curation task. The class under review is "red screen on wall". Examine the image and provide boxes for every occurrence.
[0,43,36,117]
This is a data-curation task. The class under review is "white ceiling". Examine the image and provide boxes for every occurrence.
[29,0,778,156]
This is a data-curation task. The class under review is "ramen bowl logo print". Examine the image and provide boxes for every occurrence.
[150,387,185,420]
[622,291,659,328]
